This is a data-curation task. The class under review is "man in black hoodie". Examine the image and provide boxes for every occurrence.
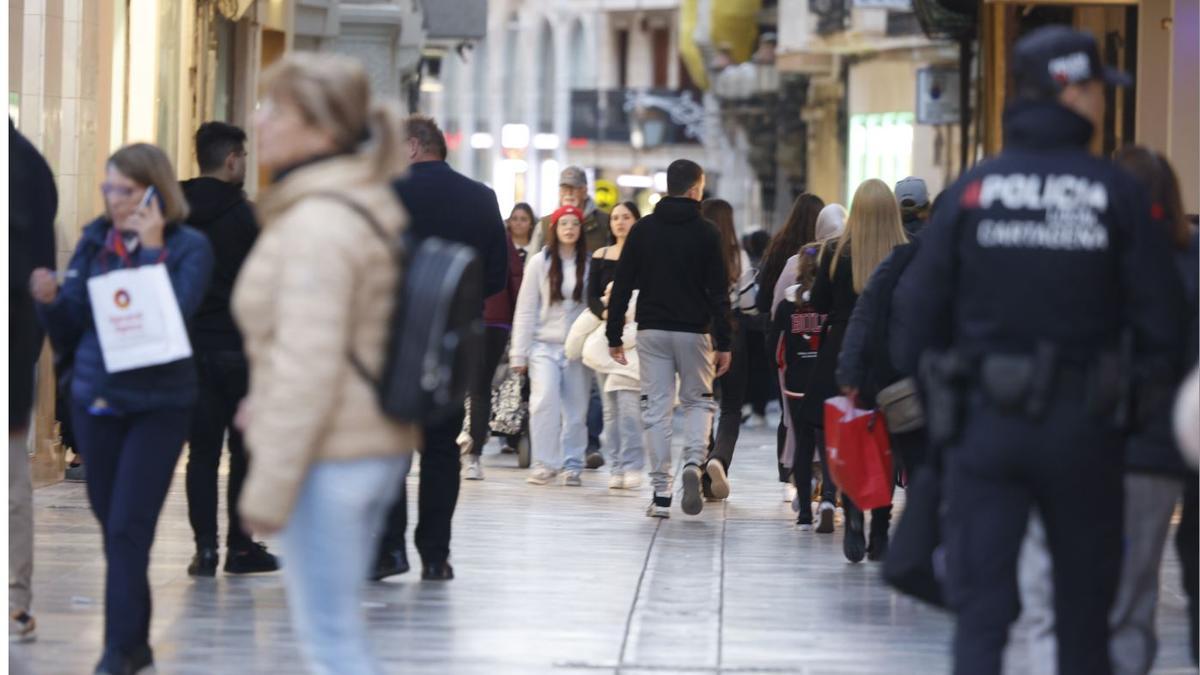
[607,159,732,518]
[181,122,277,577]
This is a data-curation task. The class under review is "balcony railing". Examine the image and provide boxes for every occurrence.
[569,88,705,147]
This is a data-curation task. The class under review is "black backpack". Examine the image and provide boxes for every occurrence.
[320,193,484,426]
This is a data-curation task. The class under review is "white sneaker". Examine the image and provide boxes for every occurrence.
[783,482,798,505]
[608,473,625,489]
[462,456,483,481]
[563,471,582,487]
[622,473,643,490]
[705,461,730,499]
[526,465,557,485]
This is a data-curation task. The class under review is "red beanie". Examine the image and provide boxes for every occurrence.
[551,205,585,226]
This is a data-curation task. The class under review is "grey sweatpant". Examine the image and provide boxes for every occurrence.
[9,432,33,614]
[637,330,717,493]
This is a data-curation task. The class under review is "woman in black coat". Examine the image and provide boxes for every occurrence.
[800,178,908,563]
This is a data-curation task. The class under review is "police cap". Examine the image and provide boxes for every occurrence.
[1012,25,1132,101]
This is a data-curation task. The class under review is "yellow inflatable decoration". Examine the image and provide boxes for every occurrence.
[679,0,762,91]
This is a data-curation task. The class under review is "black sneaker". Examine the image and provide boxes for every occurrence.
[129,644,154,673]
[867,531,890,562]
[224,542,279,574]
[585,451,605,470]
[681,464,704,515]
[843,509,866,563]
[421,561,455,581]
[371,548,410,581]
[646,492,671,518]
[187,548,218,577]
[816,501,836,534]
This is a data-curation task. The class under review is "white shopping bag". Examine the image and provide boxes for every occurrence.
[87,264,192,373]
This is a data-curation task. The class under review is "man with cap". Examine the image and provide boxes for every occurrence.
[892,25,1184,675]
[894,176,930,236]
[528,166,611,260]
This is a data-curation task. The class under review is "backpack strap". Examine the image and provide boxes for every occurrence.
[309,191,398,387]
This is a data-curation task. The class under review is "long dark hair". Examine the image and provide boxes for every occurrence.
[547,215,588,304]
[1114,146,1194,250]
[761,193,825,286]
[702,198,741,285]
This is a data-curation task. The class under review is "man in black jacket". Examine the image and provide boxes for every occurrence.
[10,119,57,643]
[893,26,1184,675]
[181,122,277,577]
[374,115,508,581]
[607,159,732,518]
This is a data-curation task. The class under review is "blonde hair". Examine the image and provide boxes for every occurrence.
[831,179,908,293]
[107,143,190,224]
[260,52,405,178]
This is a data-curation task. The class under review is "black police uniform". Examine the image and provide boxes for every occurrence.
[892,38,1184,675]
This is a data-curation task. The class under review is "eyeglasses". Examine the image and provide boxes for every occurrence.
[100,183,136,198]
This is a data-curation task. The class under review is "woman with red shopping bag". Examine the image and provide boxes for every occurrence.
[798,178,908,563]
[823,396,895,512]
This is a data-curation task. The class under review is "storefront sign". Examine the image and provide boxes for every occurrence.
[916,65,961,126]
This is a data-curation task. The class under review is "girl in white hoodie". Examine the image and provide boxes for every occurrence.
[511,205,591,486]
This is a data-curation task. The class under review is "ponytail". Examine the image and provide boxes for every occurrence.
[363,103,407,179]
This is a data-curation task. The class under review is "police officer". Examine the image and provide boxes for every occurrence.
[891,26,1184,675]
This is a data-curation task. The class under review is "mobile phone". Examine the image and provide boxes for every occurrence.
[139,185,158,210]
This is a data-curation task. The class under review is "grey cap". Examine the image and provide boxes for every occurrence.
[559,166,587,188]
[895,176,929,208]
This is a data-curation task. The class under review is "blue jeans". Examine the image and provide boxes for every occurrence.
[70,403,190,667]
[603,387,646,475]
[280,455,411,675]
[528,341,590,472]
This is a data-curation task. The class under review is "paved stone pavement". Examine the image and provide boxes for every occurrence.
[11,414,1196,674]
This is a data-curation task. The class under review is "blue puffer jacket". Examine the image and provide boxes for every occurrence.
[37,216,214,412]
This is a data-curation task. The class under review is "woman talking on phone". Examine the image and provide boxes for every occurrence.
[32,143,213,675]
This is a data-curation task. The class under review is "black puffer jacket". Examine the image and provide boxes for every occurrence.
[181,177,258,352]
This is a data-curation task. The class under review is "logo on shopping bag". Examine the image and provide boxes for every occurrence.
[114,290,131,309]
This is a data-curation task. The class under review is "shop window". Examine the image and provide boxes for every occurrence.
[846,112,914,199]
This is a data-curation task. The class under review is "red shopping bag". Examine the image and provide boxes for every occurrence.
[823,396,895,510]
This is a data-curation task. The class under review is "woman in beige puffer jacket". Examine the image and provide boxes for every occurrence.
[231,53,418,675]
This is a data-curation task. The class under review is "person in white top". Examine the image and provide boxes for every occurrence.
[511,205,592,486]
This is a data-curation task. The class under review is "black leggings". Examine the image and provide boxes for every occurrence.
[707,318,748,471]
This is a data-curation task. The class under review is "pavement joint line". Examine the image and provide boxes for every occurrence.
[615,512,663,672]
[717,500,728,671]
[554,663,803,673]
